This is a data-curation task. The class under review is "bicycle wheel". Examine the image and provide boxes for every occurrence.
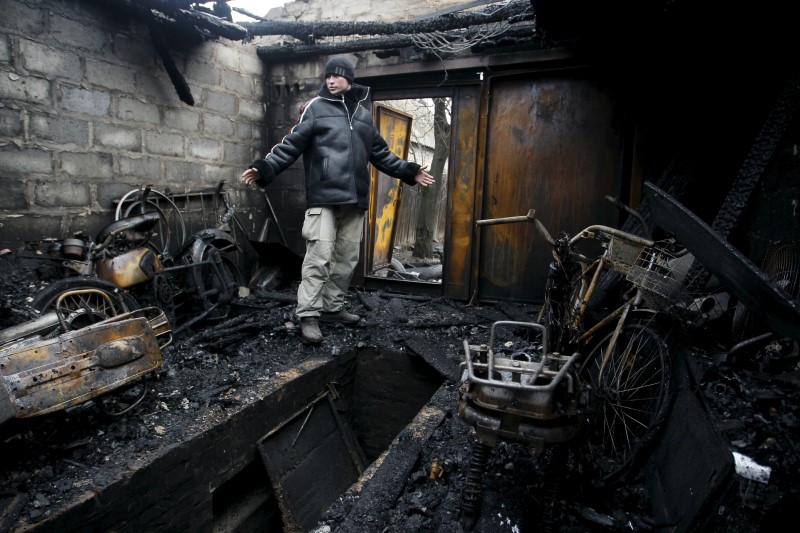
[192,249,242,318]
[31,278,140,331]
[578,317,672,484]
[115,188,186,258]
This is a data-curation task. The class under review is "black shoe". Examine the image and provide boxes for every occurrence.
[319,309,361,324]
[300,317,323,344]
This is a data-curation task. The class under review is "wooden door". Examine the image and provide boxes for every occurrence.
[477,72,626,303]
[367,105,412,272]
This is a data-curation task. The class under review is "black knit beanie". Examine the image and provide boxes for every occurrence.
[324,56,355,83]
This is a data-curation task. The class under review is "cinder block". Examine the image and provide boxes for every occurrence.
[238,46,263,76]
[0,178,28,210]
[188,138,221,161]
[0,71,50,103]
[204,113,235,136]
[49,12,108,53]
[0,145,52,174]
[164,159,204,183]
[118,96,160,124]
[222,70,251,95]
[0,34,11,62]
[185,58,222,87]
[223,141,252,166]
[94,123,141,151]
[239,99,265,121]
[64,211,115,240]
[164,107,201,132]
[0,108,22,136]
[98,181,144,209]
[1,0,45,35]
[19,39,82,81]
[213,45,240,70]
[0,214,63,246]
[118,156,161,181]
[236,121,253,141]
[85,58,137,92]
[33,180,90,208]
[59,85,111,117]
[204,90,236,115]
[144,131,184,157]
[113,34,155,67]
[204,165,237,185]
[59,152,113,179]
[30,113,89,146]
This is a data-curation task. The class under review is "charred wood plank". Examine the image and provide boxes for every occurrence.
[252,290,297,304]
[185,312,271,344]
[328,385,451,531]
[645,181,800,342]
[402,337,461,382]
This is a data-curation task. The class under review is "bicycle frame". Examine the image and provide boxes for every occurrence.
[459,204,676,485]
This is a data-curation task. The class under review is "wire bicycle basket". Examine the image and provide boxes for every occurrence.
[626,243,696,314]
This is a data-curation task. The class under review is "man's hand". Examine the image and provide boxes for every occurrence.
[241,167,262,187]
[414,166,435,187]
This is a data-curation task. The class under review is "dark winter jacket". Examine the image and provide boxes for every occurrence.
[248,83,422,210]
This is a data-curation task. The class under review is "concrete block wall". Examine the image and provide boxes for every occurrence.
[0,0,268,250]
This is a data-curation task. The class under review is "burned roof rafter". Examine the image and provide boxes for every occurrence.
[118,0,248,40]
[241,0,533,41]
[248,0,538,60]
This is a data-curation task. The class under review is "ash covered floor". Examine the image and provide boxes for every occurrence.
[0,256,798,533]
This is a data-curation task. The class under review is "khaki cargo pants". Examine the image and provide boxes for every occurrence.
[296,205,365,318]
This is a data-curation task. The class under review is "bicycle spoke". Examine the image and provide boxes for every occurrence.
[580,320,672,483]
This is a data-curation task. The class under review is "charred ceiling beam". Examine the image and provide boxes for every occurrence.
[256,24,539,61]
[242,0,533,41]
[144,9,195,105]
[118,0,248,41]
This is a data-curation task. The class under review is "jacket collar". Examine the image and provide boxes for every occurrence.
[318,82,370,103]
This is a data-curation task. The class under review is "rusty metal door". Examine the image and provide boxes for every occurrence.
[477,73,625,303]
[367,105,413,272]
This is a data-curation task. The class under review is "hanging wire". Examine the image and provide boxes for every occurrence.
[409,23,512,54]
[406,0,534,55]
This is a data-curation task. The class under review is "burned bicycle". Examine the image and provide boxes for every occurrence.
[455,204,711,527]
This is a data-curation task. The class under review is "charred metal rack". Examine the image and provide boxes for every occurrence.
[457,320,583,454]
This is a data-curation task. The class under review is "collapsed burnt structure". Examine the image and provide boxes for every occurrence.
[1,1,799,532]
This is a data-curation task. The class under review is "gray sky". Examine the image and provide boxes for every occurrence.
[228,0,287,21]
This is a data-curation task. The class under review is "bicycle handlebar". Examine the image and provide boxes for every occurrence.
[475,209,555,245]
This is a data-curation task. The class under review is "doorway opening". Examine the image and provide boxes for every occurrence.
[365,97,452,286]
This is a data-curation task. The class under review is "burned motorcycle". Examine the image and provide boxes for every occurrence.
[0,285,172,426]
[18,186,243,334]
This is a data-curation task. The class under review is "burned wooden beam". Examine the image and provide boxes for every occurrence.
[257,24,539,60]
[145,11,195,106]
[117,0,248,41]
[171,7,247,40]
[242,0,533,40]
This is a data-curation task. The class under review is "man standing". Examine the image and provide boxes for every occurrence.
[241,56,435,344]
